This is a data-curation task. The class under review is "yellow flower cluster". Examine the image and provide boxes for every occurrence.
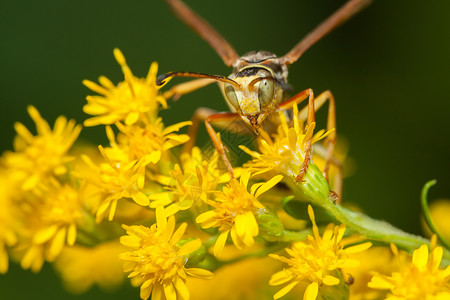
[270,205,372,299]
[1,49,449,300]
[0,106,84,272]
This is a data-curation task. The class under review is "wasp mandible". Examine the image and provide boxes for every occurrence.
[157,0,372,197]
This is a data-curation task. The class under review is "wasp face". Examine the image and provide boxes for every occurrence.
[223,66,283,133]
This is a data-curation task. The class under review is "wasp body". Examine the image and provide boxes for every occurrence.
[157,0,371,194]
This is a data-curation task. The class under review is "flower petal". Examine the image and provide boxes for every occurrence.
[303,281,319,300]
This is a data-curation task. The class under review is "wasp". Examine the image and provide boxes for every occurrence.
[157,0,371,197]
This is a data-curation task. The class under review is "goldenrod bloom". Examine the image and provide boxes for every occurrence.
[110,119,191,165]
[368,244,450,299]
[2,105,81,190]
[83,48,167,127]
[54,241,126,294]
[240,104,332,203]
[120,206,213,300]
[269,205,372,300]
[18,180,85,272]
[196,170,283,257]
[240,104,331,179]
[344,245,410,300]
[0,171,19,273]
[78,151,151,222]
[149,147,229,216]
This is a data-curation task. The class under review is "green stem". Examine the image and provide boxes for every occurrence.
[421,180,450,250]
[286,178,450,266]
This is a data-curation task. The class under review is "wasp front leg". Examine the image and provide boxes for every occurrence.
[182,107,250,153]
[277,89,341,201]
[204,112,241,179]
[297,90,337,182]
[277,88,316,183]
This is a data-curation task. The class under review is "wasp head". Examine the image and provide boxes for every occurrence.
[222,66,283,133]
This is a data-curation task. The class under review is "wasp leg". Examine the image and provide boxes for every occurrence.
[298,91,342,202]
[205,112,241,179]
[277,88,315,183]
[163,78,215,101]
[313,144,343,202]
[182,107,249,153]
[180,107,241,178]
[297,90,337,182]
[278,89,342,203]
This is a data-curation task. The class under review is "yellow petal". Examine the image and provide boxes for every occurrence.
[344,242,372,254]
[164,215,176,240]
[82,79,110,96]
[178,239,201,257]
[132,192,150,206]
[412,244,428,269]
[430,246,443,270]
[171,222,188,246]
[47,227,67,261]
[162,121,192,135]
[273,280,299,299]
[140,283,153,300]
[196,210,216,224]
[125,112,139,125]
[156,206,167,230]
[120,235,140,248]
[96,201,110,222]
[185,268,213,279]
[163,281,176,300]
[66,223,77,246]
[368,275,394,290]
[173,276,190,300]
[303,282,319,300]
[33,225,58,244]
[254,174,283,198]
[269,270,293,286]
[240,169,251,189]
[148,150,162,164]
[214,231,229,257]
[323,275,340,286]
[108,199,118,221]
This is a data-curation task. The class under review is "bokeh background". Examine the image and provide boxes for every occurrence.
[1,0,449,298]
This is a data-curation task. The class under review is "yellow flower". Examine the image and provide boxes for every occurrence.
[17,180,85,272]
[196,170,283,257]
[344,245,410,300]
[120,206,213,300]
[368,244,450,299]
[2,105,81,190]
[54,240,126,294]
[83,48,167,127]
[269,205,372,300]
[104,118,191,166]
[149,147,229,216]
[78,151,151,222]
[240,103,331,179]
[0,171,19,273]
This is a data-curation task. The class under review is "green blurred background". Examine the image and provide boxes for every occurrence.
[1,0,449,298]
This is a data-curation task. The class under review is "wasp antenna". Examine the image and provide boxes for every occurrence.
[165,0,240,67]
[281,0,372,65]
[156,71,241,88]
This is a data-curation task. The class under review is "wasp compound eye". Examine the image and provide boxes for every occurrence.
[224,83,240,111]
[258,78,275,108]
